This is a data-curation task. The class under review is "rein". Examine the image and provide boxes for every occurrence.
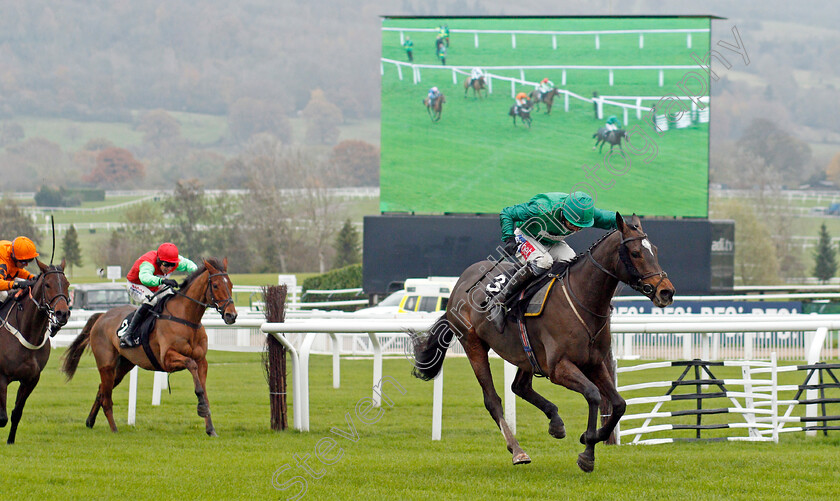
[1,268,69,350]
[162,271,233,329]
[559,230,667,346]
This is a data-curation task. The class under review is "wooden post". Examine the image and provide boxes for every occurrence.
[263,285,288,431]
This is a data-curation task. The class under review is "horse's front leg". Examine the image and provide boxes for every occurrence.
[551,359,601,473]
[163,350,217,437]
[592,360,625,444]
[511,368,565,439]
[0,375,8,428]
[7,376,39,444]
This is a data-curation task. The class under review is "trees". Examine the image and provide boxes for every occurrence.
[330,140,379,186]
[62,225,83,275]
[714,199,781,285]
[228,97,292,144]
[0,196,40,244]
[84,147,145,187]
[302,89,343,145]
[813,223,837,283]
[332,219,360,269]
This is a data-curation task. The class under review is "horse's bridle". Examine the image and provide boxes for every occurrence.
[586,232,668,300]
[29,268,71,324]
[174,271,234,316]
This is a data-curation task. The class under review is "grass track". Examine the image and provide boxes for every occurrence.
[1,349,837,499]
[381,18,710,217]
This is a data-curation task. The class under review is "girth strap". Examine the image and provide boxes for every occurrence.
[157,315,201,330]
[516,317,547,378]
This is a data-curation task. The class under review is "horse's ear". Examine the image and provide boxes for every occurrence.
[36,258,48,272]
[203,259,216,273]
[631,213,642,229]
[615,212,625,232]
[60,258,66,270]
[223,257,228,271]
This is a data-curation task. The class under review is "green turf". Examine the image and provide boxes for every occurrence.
[1,350,836,499]
[380,17,710,217]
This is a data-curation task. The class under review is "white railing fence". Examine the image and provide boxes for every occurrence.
[383,27,709,50]
[48,313,839,438]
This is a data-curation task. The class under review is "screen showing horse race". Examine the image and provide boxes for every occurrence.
[380,16,711,217]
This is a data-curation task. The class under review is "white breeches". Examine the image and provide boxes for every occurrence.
[513,228,576,271]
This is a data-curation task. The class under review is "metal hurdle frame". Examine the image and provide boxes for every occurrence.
[616,354,779,445]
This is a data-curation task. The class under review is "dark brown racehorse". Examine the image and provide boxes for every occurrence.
[0,259,70,444]
[529,88,560,114]
[411,215,674,472]
[423,93,445,122]
[509,102,532,127]
[464,76,487,99]
[593,127,629,154]
[61,258,236,436]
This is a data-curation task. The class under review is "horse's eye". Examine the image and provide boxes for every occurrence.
[631,251,642,258]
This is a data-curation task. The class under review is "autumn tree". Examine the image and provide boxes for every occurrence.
[62,225,83,276]
[137,109,182,150]
[330,140,379,186]
[160,179,208,259]
[714,199,781,285]
[303,89,343,145]
[228,97,292,144]
[84,147,145,187]
[825,152,840,187]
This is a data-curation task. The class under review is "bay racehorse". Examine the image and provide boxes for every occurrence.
[61,258,236,436]
[424,93,445,122]
[0,259,70,444]
[529,88,560,114]
[411,214,674,472]
[464,76,487,99]
[593,127,629,154]
[509,102,532,127]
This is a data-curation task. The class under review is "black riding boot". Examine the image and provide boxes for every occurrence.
[120,302,153,348]
[487,265,540,333]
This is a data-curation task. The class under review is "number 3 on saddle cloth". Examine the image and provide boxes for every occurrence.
[117,307,158,348]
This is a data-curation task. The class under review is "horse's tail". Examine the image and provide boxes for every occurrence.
[409,314,457,381]
[61,313,102,381]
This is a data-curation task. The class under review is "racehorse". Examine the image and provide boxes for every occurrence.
[61,258,237,436]
[0,260,70,444]
[593,127,629,154]
[464,76,487,99]
[529,88,561,115]
[509,102,532,127]
[424,93,445,122]
[410,215,674,471]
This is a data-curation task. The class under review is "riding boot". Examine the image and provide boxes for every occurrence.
[487,265,540,333]
[121,302,153,348]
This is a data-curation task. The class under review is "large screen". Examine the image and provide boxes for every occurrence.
[380,17,711,217]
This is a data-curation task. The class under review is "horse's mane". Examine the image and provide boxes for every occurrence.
[179,257,226,289]
[566,229,620,269]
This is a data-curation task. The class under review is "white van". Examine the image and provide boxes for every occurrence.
[358,277,458,314]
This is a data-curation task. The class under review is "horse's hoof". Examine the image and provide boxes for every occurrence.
[207,428,218,437]
[197,405,210,418]
[577,453,595,473]
[512,452,531,465]
[85,419,94,429]
[549,422,566,439]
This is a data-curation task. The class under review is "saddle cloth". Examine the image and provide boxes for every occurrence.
[522,277,558,317]
[117,297,170,347]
